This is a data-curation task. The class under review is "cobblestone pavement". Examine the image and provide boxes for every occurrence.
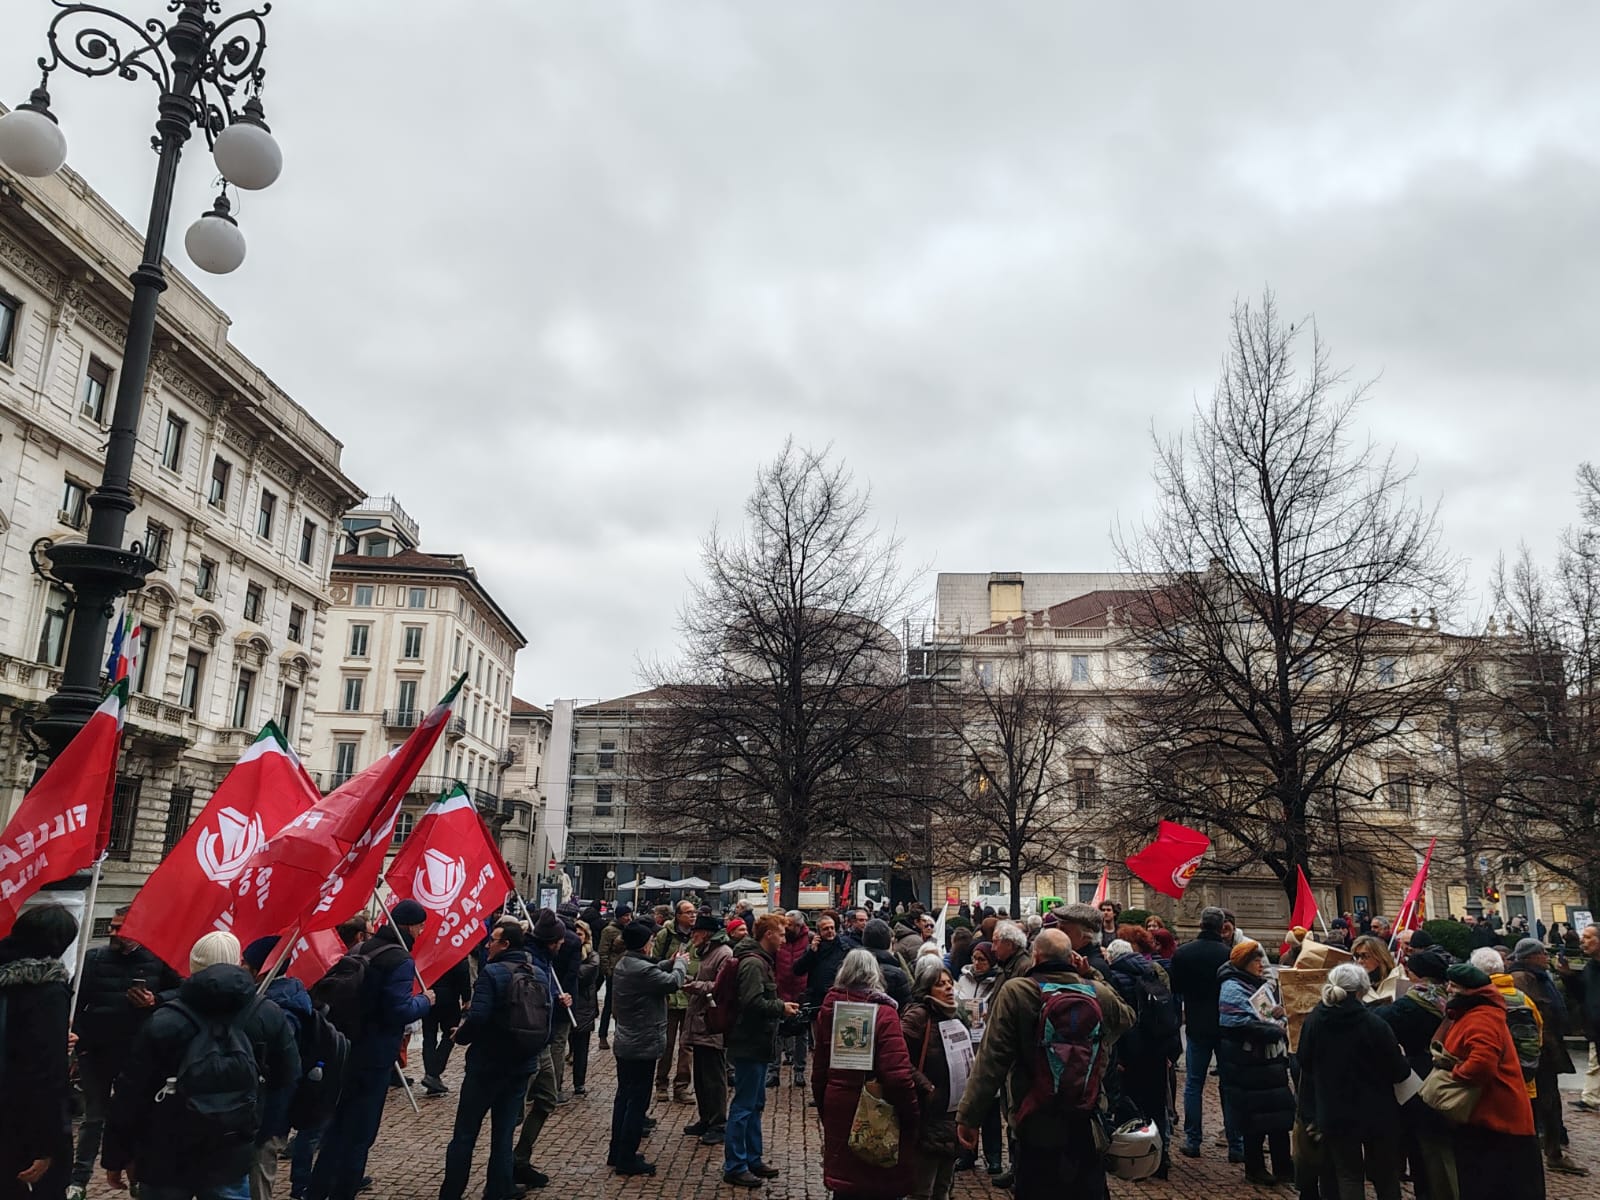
[334,1035,1600,1200]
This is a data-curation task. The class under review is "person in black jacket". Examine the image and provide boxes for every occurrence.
[1167,906,1239,1160]
[0,903,78,1200]
[793,913,849,1009]
[568,921,601,1095]
[1298,963,1410,1200]
[1216,941,1294,1186]
[1104,939,1182,1180]
[860,920,911,1009]
[103,931,299,1200]
[69,905,180,1198]
[421,955,472,1097]
[439,921,544,1200]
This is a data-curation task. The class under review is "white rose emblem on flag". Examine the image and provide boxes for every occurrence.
[414,847,468,912]
[196,807,266,884]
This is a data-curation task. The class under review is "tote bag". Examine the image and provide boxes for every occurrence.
[848,1079,901,1167]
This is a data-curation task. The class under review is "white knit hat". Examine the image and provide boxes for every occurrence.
[190,930,242,973]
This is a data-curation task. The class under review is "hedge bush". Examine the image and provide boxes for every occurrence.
[1119,908,1153,927]
[1420,919,1473,962]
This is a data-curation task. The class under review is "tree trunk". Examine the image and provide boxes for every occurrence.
[778,853,802,912]
[1010,855,1023,918]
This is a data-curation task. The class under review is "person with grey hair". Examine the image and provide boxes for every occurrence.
[901,956,966,1200]
[1022,914,1042,943]
[1297,963,1409,1198]
[991,921,1030,983]
[1169,904,1241,1161]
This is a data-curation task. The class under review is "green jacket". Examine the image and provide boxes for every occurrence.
[727,936,787,1062]
[653,922,695,1009]
[954,960,1134,1147]
[599,922,629,977]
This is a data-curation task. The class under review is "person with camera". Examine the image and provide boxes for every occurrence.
[682,914,734,1145]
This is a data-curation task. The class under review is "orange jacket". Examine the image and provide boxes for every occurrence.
[1440,988,1535,1136]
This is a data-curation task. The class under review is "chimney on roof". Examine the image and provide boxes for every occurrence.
[988,573,1025,627]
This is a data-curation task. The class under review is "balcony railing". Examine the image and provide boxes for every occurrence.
[446,716,467,741]
[497,745,517,767]
[406,774,456,799]
[384,708,420,730]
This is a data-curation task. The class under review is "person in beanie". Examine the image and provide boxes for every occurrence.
[0,903,78,1200]
[682,914,734,1145]
[860,918,912,1009]
[1379,949,1453,1199]
[68,904,179,1200]
[1169,905,1239,1160]
[596,904,633,1048]
[1216,940,1294,1186]
[1509,938,1586,1175]
[105,932,298,1200]
[609,918,688,1176]
[307,902,434,1200]
[512,909,570,1188]
[241,937,316,1200]
[439,920,541,1200]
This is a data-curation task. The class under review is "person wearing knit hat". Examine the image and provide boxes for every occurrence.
[725,918,747,940]
[239,934,318,1200]
[242,935,281,973]
[1508,939,1586,1175]
[1445,962,1491,990]
[307,900,436,1200]
[1217,938,1292,1185]
[189,929,241,973]
[512,910,573,1185]
[1228,938,1263,968]
[608,907,689,1176]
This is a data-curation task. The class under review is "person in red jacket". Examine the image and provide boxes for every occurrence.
[812,949,919,1200]
[1439,962,1543,1200]
[773,911,811,1088]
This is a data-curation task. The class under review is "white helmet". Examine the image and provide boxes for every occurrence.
[1106,1118,1163,1181]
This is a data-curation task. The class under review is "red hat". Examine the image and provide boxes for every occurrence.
[727,917,747,938]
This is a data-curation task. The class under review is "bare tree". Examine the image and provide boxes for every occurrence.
[1112,293,1464,904]
[1479,465,1600,908]
[924,652,1094,916]
[635,441,917,910]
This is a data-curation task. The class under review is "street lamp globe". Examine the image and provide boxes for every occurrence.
[0,90,67,177]
[184,194,246,274]
[211,97,281,190]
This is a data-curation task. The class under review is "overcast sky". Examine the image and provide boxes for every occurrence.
[5,3,1597,703]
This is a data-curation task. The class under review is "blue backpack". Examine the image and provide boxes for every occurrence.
[1014,981,1106,1127]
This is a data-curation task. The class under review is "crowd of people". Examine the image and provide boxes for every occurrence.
[2,891,1598,1200]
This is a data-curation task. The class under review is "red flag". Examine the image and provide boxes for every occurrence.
[229,675,466,944]
[0,683,125,934]
[384,783,513,987]
[1124,819,1211,899]
[120,723,318,974]
[1090,868,1109,907]
[284,928,346,988]
[1394,839,1435,933]
[1280,865,1319,954]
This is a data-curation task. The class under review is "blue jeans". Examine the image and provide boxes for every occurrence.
[440,1069,531,1200]
[307,1067,390,1200]
[724,1058,769,1175]
[1182,1034,1240,1154]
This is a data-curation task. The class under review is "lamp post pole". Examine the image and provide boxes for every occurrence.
[1445,686,1483,919]
[0,2,276,758]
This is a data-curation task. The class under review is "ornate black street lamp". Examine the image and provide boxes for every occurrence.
[0,2,280,757]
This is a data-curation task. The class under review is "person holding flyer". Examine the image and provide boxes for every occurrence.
[952,943,1004,1176]
[901,957,972,1200]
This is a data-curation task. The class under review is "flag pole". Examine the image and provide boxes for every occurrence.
[68,853,107,1020]
[369,888,425,1116]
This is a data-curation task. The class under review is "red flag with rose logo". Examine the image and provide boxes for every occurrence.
[383,783,512,987]
[1124,820,1211,899]
[121,722,319,974]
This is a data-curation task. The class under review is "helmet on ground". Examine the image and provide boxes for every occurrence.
[1106,1118,1163,1180]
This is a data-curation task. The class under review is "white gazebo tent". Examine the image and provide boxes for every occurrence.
[669,877,712,890]
[618,875,672,890]
[720,878,765,893]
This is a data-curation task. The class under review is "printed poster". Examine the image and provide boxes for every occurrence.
[940,1019,974,1110]
[831,1001,878,1070]
[1277,968,1329,1052]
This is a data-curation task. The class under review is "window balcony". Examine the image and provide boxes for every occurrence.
[384,708,420,730]
[446,715,467,741]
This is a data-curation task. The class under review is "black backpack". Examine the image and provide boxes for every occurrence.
[286,1005,350,1131]
[504,964,551,1054]
[158,999,264,1148]
[309,943,406,1040]
[1123,970,1181,1058]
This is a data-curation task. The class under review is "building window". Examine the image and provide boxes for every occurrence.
[333,740,359,784]
[1148,654,1168,681]
[107,775,143,861]
[354,585,374,607]
[342,676,364,712]
[599,740,616,770]
[161,786,195,855]
[143,520,170,570]
[299,518,316,565]
[256,489,276,539]
[80,357,111,422]
[1071,654,1090,683]
[453,632,462,670]
[396,678,419,722]
[232,668,255,728]
[180,648,206,709]
[288,604,305,643]
[392,810,414,846]
[159,412,186,472]
[0,292,17,362]
[36,585,71,666]
[1072,767,1099,810]
[1377,656,1397,685]
[279,684,299,732]
[196,556,217,600]
[975,660,994,688]
[401,626,422,659]
[60,477,88,529]
[365,534,390,557]
[1385,774,1413,813]
[134,625,156,694]
[208,457,231,508]
[243,582,265,623]
[408,587,426,609]
[595,783,613,817]
[349,623,370,658]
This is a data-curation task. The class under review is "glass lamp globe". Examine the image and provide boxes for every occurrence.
[0,92,67,178]
[185,196,247,274]
[212,100,281,191]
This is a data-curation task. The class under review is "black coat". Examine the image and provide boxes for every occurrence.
[0,939,72,1170]
[1378,989,1446,1080]
[1215,966,1295,1136]
[866,948,912,1010]
[1168,931,1231,1039]
[794,937,849,1008]
[72,942,180,1067]
[571,950,601,1032]
[1298,996,1409,1138]
[431,956,473,1029]
[104,964,299,1188]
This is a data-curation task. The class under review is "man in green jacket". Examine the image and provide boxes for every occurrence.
[652,900,697,1101]
[955,928,1133,1200]
[723,914,798,1188]
[596,905,633,1049]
